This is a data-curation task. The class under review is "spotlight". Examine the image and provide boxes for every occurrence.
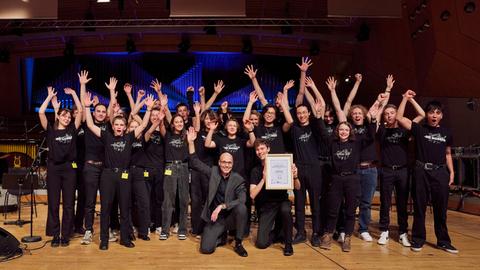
[440,10,450,21]
[344,75,352,83]
[178,37,191,53]
[241,38,253,54]
[464,2,476,13]
[309,42,319,56]
[126,37,136,53]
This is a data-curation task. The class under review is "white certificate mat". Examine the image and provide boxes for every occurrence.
[265,154,293,190]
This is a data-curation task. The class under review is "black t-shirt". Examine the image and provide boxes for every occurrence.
[250,165,288,208]
[143,130,165,168]
[377,125,410,166]
[254,125,286,154]
[76,125,85,164]
[101,130,135,169]
[165,131,188,162]
[130,136,146,167]
[84,121,109,161]
[195,129,217,166]
[215,134,247,175]
[290,122,320,164]
[317,122,335,158]
[353,124,377,162]
[47,122,78,163]
[411,122,453,164]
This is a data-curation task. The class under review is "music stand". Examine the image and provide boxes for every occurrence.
[2,174,39,226]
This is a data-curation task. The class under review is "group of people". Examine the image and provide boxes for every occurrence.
[38,57,458,257]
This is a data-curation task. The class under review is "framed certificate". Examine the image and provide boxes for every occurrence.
[265,153,293,190]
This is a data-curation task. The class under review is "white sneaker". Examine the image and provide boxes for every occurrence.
[360,232,373,242]
[338,232,345,243]
[377,231,389,245]
[399,233,411,247]
[109,229,118,242]
[172,224,179,234]
[155,227,162,236]
[80,230,93,245]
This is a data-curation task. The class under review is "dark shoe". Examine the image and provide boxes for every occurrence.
[437,243,459,254]
[292,232,306,245]
[319,233,332,250]
[60,237,70,247]
[138,234,150,241]
[216,232,227,247]
[234,243,248,257]
[342,235,351,252]
[99,241,109,250]
[311,233,320,247]
[283,243,294,256]
[410,241,423,252]
[51,236,60,248]
[120,241,135,248]
[129,232,136,241]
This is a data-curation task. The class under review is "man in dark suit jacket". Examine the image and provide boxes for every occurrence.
[187,127,248,257]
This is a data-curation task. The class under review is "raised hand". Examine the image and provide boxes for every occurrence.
[283,80,295,92]
[187,126,197,143]
[244,65,257,79]
[198,86,205,97]
[403,89,416,99]
[145,94,155,109]
[160,94,168,107]
[355,73,363,83]
[314,99,324,116]
[137,89,146,99]
[64,87,76,95]
[187,86,194,93]
[113,103,121,114]
[220,101,228,112]
[325,76,337,92]
[78,70,92,85]
[51,95,61,110]
[150,79,162,93]
[277,92,288,108]
[377,93,389,103]
[305,76,316,88]
[386,74,395,89]
[84,92,93,107]
[47,86,57,98]
[158,107,166,121]
[105,77,118,91]
[296,57,313,72]
[243,119,254,132]
[92,95,99,106]
[249,91,258,103]
[123,83,133,94]
[193,102,201,114]
[214,80,225,94]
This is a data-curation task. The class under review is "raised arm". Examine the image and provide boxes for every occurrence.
[396,90,417,130]
[198,86,206,112]
[326,76,347,122]
[51,95,60,121]
[305,76,326,109]
[186,86,195,113]
[187,127,212,176]
[295,57,313,107]
[410,97,426,123]
[83,92,101,137]
[244,119,256,148]
[204,121,218,148]
[193,102,201,132]
[150,78,163,98]
[244,65,268,106]
[159,93,172,124]
[105,77,118,123]
[204,80,225,111]
[123,83,136,113]
[304,89,318,117]
[278,92,294,132]
[38,87,57,130]
[343,73,362,115]
[367,92,389,124]
[242,91,258,124]
[64,87,83,129]
[78,70,92,107]
[134,95,155,138]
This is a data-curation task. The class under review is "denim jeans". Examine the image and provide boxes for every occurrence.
[358,167,378,233]
[161,162,190,235]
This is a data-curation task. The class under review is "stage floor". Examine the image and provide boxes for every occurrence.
[1,204,479,269]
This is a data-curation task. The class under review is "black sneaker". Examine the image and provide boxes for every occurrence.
[120,241,135,248]
[51,236,60,248]
[437,243,459,254]
[283,243,294,256]
[234,243,248,257]
[292,232,306,245]
[138,234,151,241]
[60,237,70,247]
[311,233,320,247]
[410,241,423,252]
[99,241,109,250]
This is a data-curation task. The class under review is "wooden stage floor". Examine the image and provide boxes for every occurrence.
[1,204,479,269]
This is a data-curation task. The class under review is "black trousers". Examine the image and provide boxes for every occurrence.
[83,163,103,232]
[325,174,361,236]
[190,169,209,235]
[200,203,247,254]
[318,160,332,235]
[379,167,409,234]
[148,165,164,229]
[99,169,132,243]
[256,201,293,248]
[46,162,76,239]
[412,166,452,246]
[294,162,322,234]
[130,167,152,236]
[73,164,85,232]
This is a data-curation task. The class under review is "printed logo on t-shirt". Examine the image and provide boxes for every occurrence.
[335,148,352,160]
[424,133,447,144]
[201,134,207,141]
[100,125,107,131]
[326,126,334,136]
[132,141,142,149]
[55,133,73,144]
[151,134,162,145]
[111,141,126,152]
[354,126,366,135]
[386,132,403,144]
[169,138,184,148]
[298,131,312,143]
[223,143,240,153]
[261,130,278,141]
[77,128,85,136]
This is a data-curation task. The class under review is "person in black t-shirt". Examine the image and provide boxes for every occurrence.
[39,86,83,247]
[396,90,458,254]
[84,92,154,250]
[250,139,300,256]
[376,96,424,247]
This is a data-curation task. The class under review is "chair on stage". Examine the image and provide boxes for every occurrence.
[2,174,38,220]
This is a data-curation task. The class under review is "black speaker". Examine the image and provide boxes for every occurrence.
[0,228,22,258]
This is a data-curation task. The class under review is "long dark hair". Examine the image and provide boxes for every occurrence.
[54,108,72,130]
